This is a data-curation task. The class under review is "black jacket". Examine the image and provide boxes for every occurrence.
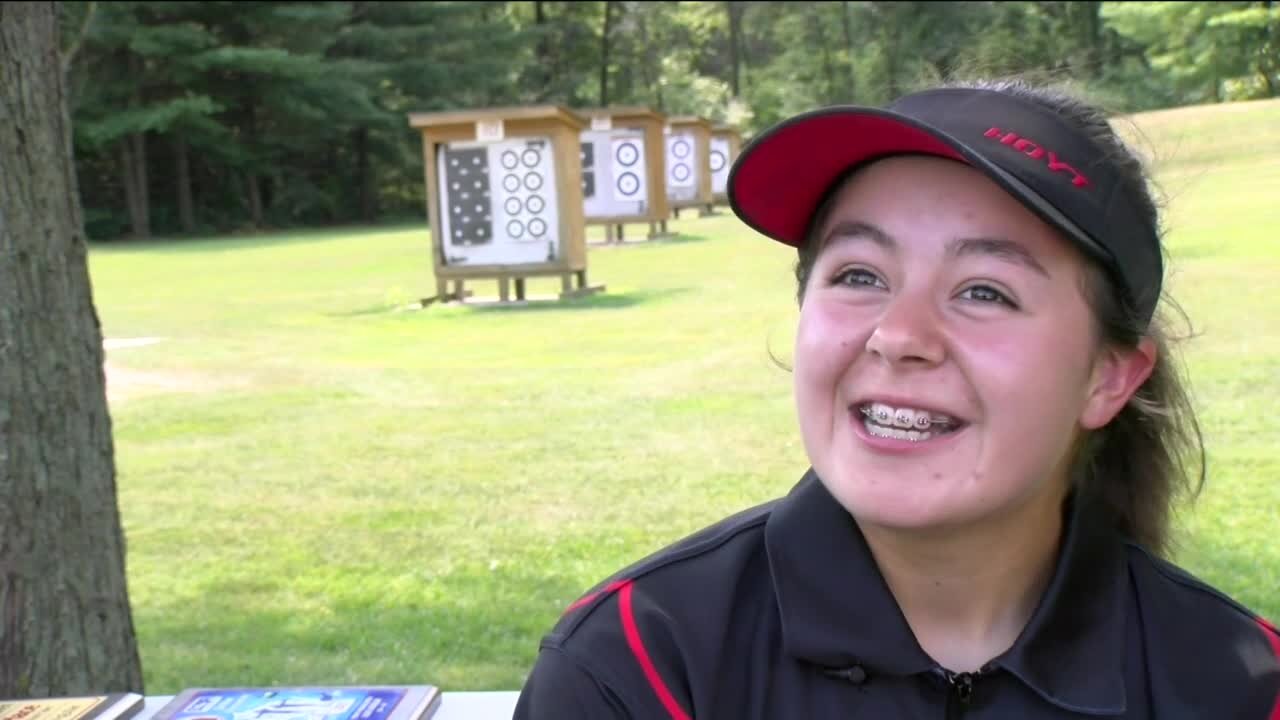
[514,470,1280,719]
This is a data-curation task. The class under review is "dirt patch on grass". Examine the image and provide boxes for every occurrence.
[104,337,247,404]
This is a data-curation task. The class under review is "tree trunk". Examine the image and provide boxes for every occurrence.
[599,1,614,106]
[727,1,743,97]
[174,136,195,234]
[0,1,144,697]
[811,7,837,103]
[841,0,856,100]
[118,135,149,240]
[354,126,374,223]
[124,53,149,239]
[637,7,664,110]
[534,0,551,101]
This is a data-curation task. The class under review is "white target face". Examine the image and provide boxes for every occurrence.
[437,136,561,267]
[581,128,649,219]
[666,132,698,202]
[710,136,734,195]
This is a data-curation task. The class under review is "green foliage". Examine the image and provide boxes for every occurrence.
[62,1,1278,240]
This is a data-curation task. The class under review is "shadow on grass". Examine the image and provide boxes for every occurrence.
[324,287,692,319]
[136,566,592,693]
[91,221,428,255]
[587,232,713,248]
[456,286,694,314]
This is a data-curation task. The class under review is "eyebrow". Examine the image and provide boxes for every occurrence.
[821,220,1049,279]
[947,236,1050,278]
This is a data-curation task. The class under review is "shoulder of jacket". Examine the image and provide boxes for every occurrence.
[1125,542,1280,712]
[1125,542,1273,632]
[544,496,779,644]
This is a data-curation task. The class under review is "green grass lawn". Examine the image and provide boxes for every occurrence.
[90,97,1280,694]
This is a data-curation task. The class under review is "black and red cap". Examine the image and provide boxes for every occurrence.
[727,87,1164,325]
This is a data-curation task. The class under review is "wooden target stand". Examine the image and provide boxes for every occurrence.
[701,124,743,217]
[665,116,713,222]
[577,106,675,245]
[408,106,604,306]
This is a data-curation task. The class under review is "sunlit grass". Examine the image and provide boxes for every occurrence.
[91,97,1280,693]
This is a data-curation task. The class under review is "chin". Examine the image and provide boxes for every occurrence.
[818,469,989,533]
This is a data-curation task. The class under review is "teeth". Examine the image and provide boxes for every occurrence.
[861,402,954,432]
[864,420,933,442]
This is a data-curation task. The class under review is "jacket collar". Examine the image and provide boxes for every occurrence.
[765,469,1128,715]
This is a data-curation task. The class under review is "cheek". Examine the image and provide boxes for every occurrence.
[794,300,867,393]
[965,322,1096,436]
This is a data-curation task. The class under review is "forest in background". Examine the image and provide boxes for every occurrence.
[60,1,1279,240]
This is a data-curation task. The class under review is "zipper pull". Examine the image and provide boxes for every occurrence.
[947,670,975,706]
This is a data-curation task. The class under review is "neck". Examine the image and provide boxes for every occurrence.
[859,491,1067,673]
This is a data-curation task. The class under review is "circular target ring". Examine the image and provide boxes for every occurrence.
[710,150,727,173]
[506,219,525,239]
[672,139,691,159]
[502,174,520,193]
[526,194,546,214]
[615,142,640,167]
[616,172,640,196]
[672,163,691,183]
[500,151,519,170]
[521,148,541,168]
[504,197,522,215]
[523,172,544,191]
[528,218,548,237]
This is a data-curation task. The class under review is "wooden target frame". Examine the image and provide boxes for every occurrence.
[408,106,602,304]
[709,124,743,206]
[576,106,670,241]
[664,116,713,212]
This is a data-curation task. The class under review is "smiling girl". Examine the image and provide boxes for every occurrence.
[513,79,1280,719]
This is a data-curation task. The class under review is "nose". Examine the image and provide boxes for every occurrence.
[865,292,945,367]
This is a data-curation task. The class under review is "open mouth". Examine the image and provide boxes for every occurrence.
[855,402,966,443]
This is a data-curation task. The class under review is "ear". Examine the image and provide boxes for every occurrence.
[1080,337,1157,430]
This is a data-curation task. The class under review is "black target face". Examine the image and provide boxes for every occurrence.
[442,146,493,246]
[672,139,691,159]
[501,151,519,170]
[504,197,522,215]
[521,148,541,167]
[528,218,548,237]
[672,163,691,182]
[616,172,640,196]
[506,219,525,239]
[526,194,546,213]
[580,142,594,167]
[710,150,727,172]
[502,174,520,193]
[524,172,544,191]
[615,142,640,166]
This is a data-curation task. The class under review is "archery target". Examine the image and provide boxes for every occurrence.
[581,128,649,219]
[437,136,560,267]
[666,132,698,203]
[710,136,733,195]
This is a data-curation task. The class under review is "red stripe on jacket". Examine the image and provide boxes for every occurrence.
[619,581,693,720]
[1260,617,1280,720]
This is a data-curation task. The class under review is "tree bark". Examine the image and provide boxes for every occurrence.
[599,1,614,106]
[0,1,144,697]
[174,136,195,234]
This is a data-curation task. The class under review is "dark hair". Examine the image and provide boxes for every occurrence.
[792,77,1205,558]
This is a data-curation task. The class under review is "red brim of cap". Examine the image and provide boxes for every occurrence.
[728,109,970,247]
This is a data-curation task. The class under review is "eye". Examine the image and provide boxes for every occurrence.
[832,267,887,290]
[958,284,1018,309]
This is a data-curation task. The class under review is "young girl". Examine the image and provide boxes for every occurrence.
[513,79,1280,718]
